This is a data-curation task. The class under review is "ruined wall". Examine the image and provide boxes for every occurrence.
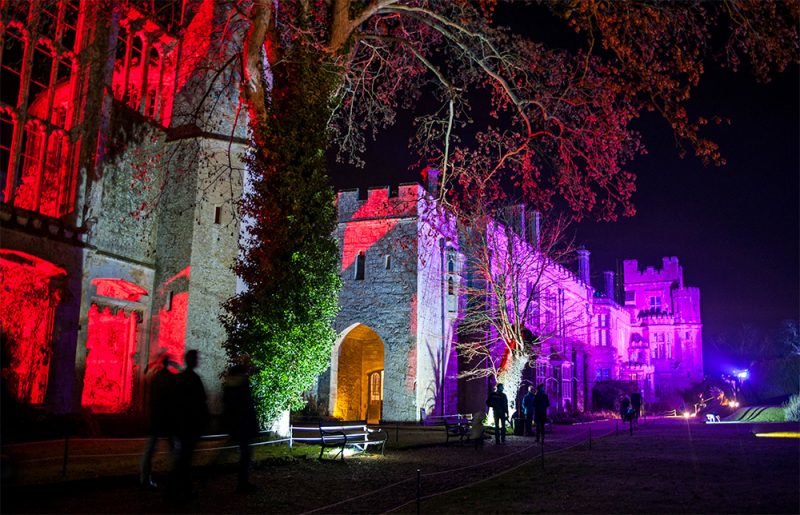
[0,221,85,413]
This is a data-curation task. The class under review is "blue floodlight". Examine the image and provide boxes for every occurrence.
[734,369,749,380]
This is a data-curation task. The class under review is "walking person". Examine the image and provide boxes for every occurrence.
[223,362,260,493]
[533,384,550,443]
[522,385,536,436]
[620,394,631,422]
[486,383,509,444]
[171,349,208,501]
[140,354,177,489]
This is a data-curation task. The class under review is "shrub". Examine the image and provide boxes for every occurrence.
[783,393,800,422]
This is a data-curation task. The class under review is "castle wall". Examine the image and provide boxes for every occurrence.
[621,257,704,405]
[329,185,422,421]
[183,139,244,413]
[416,196,460,418]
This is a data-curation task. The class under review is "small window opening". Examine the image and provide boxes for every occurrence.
[385,255,391,270]
[355,251,365,280]
[213,206,221,224]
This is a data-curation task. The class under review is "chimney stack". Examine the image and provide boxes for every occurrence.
[526,210,541,249]
[423,167,440,197]
[577,248,590,285]
[604,270,615,301]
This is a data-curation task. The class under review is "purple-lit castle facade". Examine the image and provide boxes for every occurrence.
[317,183,704,422]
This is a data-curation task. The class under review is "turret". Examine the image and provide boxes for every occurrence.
[577,248,590,285]
[603,270,615,301]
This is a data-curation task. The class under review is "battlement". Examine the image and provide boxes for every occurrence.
[337,183,425,223]
[636,308,675,324]
[623,257,683,286]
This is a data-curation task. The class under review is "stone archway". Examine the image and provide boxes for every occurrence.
[332,324,385,423]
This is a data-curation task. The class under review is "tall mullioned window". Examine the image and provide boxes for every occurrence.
[1,4,80,217]
[1,0,179,217]
[597,313,610,346]
[110,7,177,125]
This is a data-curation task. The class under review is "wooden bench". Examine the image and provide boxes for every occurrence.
[444,417,472,445]
[314,421,387,460]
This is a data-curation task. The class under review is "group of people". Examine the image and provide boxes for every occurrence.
[486,383,550,444]
[140,350,259,500]
[619,393,642,422]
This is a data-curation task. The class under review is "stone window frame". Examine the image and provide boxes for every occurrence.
[445,248,458,311]
[1,13,80,217]
[110,5,178,126]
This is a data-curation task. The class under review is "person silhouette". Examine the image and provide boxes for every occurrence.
[522,385,536,436]
[140,354,177,489]
[486,383,509,443]
[223,362,259,492]
[533,384,550,443]
[171,349,208,500]
[620,395,631,421]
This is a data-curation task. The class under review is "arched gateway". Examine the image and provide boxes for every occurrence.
[330,324,385,423]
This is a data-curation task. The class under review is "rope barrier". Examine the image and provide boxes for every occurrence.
[382,429,618,514]
[303,423,618,515]
[12,435,293,463]
[12,420,404,464]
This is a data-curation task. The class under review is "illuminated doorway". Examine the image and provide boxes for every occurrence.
[367,370,384,424]
[0,250,66,405]
[333,324,385,423]
[80,278,147,413]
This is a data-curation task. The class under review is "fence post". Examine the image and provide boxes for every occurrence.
[289,425,293,449]
[540,441,545,469]
[416,469,421,514]
[616,420,619,436]
[62,415,71,479]
[588,427,592,450]
[62,433,69,478]
[396,424,399,444]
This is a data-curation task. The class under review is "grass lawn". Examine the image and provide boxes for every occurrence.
[411,419,799,514]
[4,418,797,513]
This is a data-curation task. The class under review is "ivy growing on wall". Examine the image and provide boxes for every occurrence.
[222,42,341,425]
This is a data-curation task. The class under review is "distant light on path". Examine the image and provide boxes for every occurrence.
[753,432,800,439]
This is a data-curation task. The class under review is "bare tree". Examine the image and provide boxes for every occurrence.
[454,206,586,413]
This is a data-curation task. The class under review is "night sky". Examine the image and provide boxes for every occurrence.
[328,10,800,358]
[575,66,799,345]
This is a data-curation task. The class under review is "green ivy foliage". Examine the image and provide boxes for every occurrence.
[223,42,341,425]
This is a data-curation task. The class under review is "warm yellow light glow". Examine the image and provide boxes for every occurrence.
[754,432,800,439]
[683,411,691,418]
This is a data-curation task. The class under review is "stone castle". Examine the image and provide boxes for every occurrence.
[318,184,704,422]
[0,1,702,425]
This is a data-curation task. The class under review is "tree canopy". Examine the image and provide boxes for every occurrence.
[241,0,798,219]
[224,0,798,423]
